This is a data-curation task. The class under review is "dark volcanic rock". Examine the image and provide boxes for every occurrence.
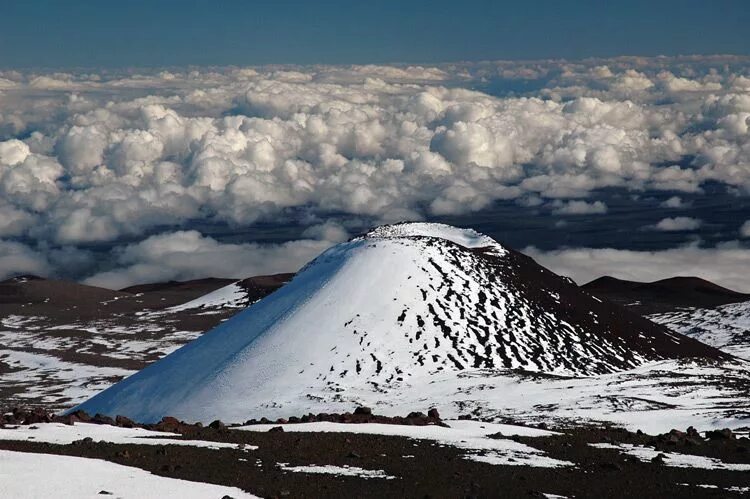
[115,415,136,428]
[209,420,227,430]
[354,406,372,416]
[706,428,735,441]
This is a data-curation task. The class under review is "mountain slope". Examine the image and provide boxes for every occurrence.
[72,223,729,423]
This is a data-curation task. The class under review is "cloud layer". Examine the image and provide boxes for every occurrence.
[0,56,748,286]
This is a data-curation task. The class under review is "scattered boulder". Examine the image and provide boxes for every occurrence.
[67,410,92,423]
[268,426,284,433]
[706,428,735,440]
[354,406,372,416]
[115,415,136,428]
[92,414,115,426]
[208,420,227,430]
[428,408,440,419]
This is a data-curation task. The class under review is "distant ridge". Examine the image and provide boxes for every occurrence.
[0,275,130,306]
[583,276,750,314]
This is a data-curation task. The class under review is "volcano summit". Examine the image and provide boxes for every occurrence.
[72,223,729,423]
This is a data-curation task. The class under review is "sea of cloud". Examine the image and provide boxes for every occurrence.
[0,56,749,288]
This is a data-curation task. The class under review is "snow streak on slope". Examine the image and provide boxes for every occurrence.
[149,283,248,314]
[651,301,750,360]
[72,223,727,423]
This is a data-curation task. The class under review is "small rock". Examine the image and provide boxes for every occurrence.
[651,453,667,465]
[268,426,284,433]
[98,491,113,495]
[428,408,440,419]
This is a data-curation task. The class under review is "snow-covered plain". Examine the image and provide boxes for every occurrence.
[0,348,135,406]
[651,301,750,360]
[0,422,253,451]
[354,359,750,434]
[0,450,259,498]
[72,223,723,425]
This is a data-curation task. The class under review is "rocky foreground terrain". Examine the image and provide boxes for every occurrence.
[1,407,749,498]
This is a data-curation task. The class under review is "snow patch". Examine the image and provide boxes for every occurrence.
[591,443,750,471]
[0,450,259,499]
[277,463,396,479]
[0,423,254,451]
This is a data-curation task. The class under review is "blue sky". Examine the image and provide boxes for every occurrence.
[1,0,748,67]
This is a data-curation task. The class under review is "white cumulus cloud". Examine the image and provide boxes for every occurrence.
[551,200,608,215]
[650,217,703,232]
[0,56,748,283]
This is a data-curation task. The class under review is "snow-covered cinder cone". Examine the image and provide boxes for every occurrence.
[71,223,730,423]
